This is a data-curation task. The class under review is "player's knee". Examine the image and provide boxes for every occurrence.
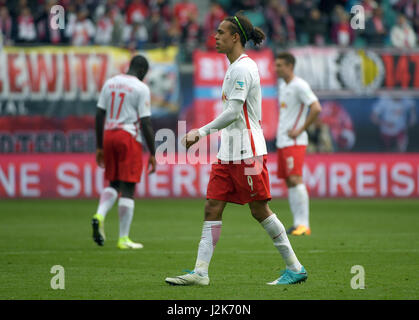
[109,180,120,191]
[204,200,224,220]
[120,182,135,199]
[286,175,302,188]
[249,201,271,222]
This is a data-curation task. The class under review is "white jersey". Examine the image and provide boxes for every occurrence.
[372,96,414,135]
[217,54,267,161]
[97,74,151,144]
[276,76,318,148]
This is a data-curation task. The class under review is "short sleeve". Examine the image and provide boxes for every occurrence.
[138,85,152,118]
[228,66,251,102]
[298,80,318,107]
[97,81,108,110]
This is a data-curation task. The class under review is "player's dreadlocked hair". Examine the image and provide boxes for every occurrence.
[224,11,265,47]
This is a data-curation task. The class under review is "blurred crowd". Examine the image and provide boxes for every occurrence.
[0,0,419,61]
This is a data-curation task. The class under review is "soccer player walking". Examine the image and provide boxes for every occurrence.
[92,55,156,249]
[275,52,322,236]
[165,13,307,285]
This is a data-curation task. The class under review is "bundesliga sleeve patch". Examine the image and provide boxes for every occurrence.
[235,80,245,91]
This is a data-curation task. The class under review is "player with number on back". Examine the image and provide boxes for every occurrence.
[275,52,322,236]
[165,12,307,286]
[92,55,156,249]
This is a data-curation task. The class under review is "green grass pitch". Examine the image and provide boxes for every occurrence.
[0,198,418,300]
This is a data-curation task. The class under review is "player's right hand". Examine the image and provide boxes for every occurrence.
[96,148,104,168]
[148,155,156,174]
[181,129,201,149]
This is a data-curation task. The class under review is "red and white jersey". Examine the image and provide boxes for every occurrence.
[218,54,267,161]
[276,76,318,148]
[97,74,151,144]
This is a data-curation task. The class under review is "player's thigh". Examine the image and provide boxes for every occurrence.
[230,156,271,203]
[206,162,234,202]
[248,200,272,222]
[278,146,306,179]
[116,132,143,183]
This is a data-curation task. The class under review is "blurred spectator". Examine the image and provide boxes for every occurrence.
[36,0,63,44]
[66,8,95,46]
[123,21,148,50]
[17,6,37,43]
[149,0,172,23]
[242,5,266,44]
[363,6,388,46]
[180,10,203,61]
[146,9,171,47]
[0,6,13,46]
[390,14,417,47]
[393,0,419,38]
[204,1,227,51]
[331,9,355,46]
[289,0,313,43]
[173,0,198,29]
[305,8,327,45]
[264,0,296,47]
[95,7,114,45]
[126,0,148,25]
[361,0,378,20]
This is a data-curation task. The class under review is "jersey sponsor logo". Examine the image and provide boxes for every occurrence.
[235,80,245,90]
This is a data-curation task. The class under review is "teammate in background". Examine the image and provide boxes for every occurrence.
[275,52,322,236]
[92,55,156,249]
[371,94,416,152]
[165,13,307,286]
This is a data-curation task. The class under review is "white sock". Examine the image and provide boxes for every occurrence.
[260,214,302,272]
[288,184,310,227]
[118,197,134,238]
[96,187,118,219]
[194,221,222,277]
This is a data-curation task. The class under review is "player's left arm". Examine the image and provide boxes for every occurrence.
[95,108,106,168]
[95,83,108,168]
[138,86,156,174]
[289,101,322,139]
[288,82,322,139]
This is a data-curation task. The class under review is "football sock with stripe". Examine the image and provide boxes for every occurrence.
[261,214,302,272]
[194,220,222,277]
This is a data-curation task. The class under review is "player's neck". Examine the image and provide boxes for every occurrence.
[284,74,295,84]
[226,47,245,64]
[126,70,138,79]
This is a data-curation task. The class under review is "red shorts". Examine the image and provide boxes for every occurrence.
[206,155,272,205]
[103,129,143,183]
[277,145,306,179]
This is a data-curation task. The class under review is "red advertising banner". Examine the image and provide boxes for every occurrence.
[1,153,418,199]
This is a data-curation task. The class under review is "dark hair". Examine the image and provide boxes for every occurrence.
[128,54,149,80]
[276,52,296,67]
[224,11,265,47]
